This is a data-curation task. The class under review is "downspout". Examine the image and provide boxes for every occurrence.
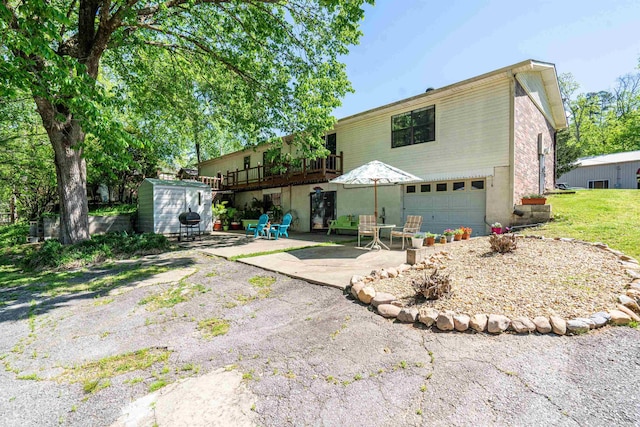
[508,73,516,213]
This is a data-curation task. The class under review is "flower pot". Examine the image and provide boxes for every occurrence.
[462,233,470,240]
[491,227,502,234]
[439,236,446,244]
[231,222,241,230]
[411,237,423,249]
[223,225,229,231]
[425,237,435,246]
[454,234,462,241]
[521,197,546,205]
[213,220,222,231]
[445,235,454,243]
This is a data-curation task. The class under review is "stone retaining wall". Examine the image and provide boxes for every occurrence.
[43,214,133,240]
[511,204,552,226]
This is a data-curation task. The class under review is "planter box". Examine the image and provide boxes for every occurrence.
[521,198,546,205]
[44,214,133,239]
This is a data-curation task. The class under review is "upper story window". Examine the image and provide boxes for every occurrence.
[243,156,251,169]
[391,105,435,148]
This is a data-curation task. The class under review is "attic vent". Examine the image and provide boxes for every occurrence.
[425,87,435,93]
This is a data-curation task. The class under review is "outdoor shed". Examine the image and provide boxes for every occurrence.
[558,150,640,189]
[137,178,212,235]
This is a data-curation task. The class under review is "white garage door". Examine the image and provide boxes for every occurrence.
[403,180,486,236]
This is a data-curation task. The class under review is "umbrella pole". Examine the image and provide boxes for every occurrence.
[374,179,378,221]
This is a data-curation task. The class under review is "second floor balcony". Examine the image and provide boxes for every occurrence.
[223,152,343,191]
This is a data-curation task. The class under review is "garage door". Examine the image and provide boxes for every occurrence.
[403,180,486,236]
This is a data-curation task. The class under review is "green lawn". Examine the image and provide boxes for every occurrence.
[527,190,640,260]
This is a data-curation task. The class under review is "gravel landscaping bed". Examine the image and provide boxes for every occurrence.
[371,237,630,319]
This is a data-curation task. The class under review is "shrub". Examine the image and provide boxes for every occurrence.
[411,269,451,301]
[0,223,29,249]
[489,234,518,253]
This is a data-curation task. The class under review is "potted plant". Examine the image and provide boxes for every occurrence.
[521,193,547,205]
[443,228,455,243]
[211,201,228,231]
[411,233,425,249]
[439,235,446,244]
[226,207,241,230]
[461,227,472,240]
[424,232,436,246]
[453,228,464,241]
[490,222,502,234]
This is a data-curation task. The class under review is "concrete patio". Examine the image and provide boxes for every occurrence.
[179,230,412,289]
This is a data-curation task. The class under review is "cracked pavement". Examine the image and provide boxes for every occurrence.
[1,249,639,426]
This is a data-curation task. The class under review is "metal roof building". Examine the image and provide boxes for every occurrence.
[558,150,640,189]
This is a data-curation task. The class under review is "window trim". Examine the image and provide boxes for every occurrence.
[588,179,609,189]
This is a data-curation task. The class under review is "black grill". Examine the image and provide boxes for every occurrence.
[178,209,202,241]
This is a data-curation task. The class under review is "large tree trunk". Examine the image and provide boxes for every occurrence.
[35,97,90,244]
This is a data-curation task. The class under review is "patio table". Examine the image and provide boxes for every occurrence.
[363,224,396,250]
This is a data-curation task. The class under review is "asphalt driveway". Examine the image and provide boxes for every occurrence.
[0,249,638,426]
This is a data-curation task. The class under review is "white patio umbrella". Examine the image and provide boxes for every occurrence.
[330,160,422,221]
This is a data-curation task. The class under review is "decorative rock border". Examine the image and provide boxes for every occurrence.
[346,236,640,335]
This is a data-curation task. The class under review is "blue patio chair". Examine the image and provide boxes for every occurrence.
[246,214,269,238]
[268,213,292,240]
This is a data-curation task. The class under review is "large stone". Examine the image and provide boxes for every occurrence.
[589,314,609,328]
[510,316,536,333]
[618,295,640,314]
[487,314,510,334]
[533,316,552,334]
[453,314,470,332]
[350,275,365,286]
[386,267,399,278]
[549,316,566,335]
[616,304,640,322]
[350,282,365,299]
[566,319,590,334]
[626,289,640,300]
[377,304,401,318]
[378,270,390,279]
[469,314,488,332]
[609,309,631,325]
[418,307,439,327]
[397,308,419,323]
[620,254,638,263]
[626,269,640,280]
[397,264,411,273]
[574,317,596,329]
[371,292,397,308]
[436,311,455,331]
[357,286,376,304]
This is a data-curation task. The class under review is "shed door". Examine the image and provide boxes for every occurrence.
[155,187,187,234]
[403,180,486,236]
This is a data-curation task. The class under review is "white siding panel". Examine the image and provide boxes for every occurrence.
[516,72,553,123]
[335,80,511,178]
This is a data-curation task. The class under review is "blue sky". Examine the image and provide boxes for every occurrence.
[333,0,640,119]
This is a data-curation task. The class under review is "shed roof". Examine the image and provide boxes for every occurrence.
[143,178,210,188]
[576,150,640,167]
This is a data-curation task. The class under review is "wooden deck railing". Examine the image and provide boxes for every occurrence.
[224,152,343,190]
[197,175,224,190]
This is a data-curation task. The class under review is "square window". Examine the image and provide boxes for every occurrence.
[436,183,447,192]
[406,185,416,193]
[471,180,485,190]
[453,182,465,191]
[391,106,435,148]
[420,184,431,192]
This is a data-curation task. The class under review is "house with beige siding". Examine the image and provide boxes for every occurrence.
[199,59,567,235]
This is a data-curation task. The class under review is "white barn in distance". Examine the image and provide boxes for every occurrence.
[558,150,640,189]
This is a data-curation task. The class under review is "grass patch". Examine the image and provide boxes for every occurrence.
[138,282,207,311]
[16,373,40,380]
[197,317,230,339]
[248,275,275,299]
[59,347,171,391]
[528,190,640,260]
[149,379,167,392]
[0,223,29,249]
[227,243,337,261]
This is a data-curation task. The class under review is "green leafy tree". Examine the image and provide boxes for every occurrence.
[0,0,371,243]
